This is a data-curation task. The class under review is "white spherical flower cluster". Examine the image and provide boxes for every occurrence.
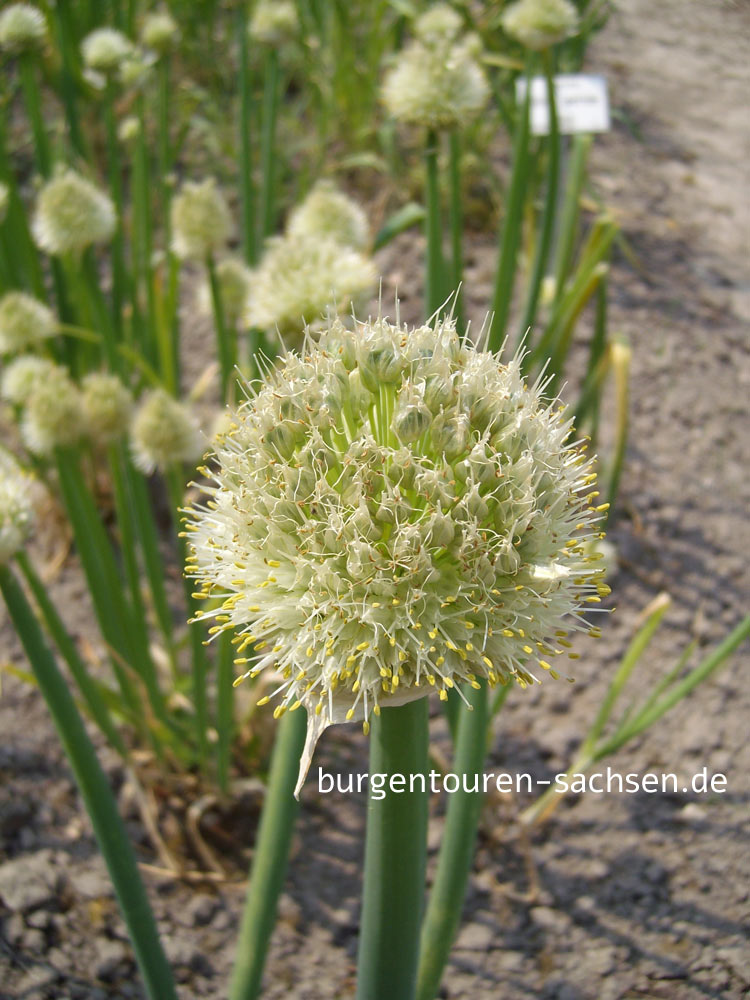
[501,0,578,51]
[287,182,370,253]
[382,8,489,130]
[170,179,231,262]
[0,291,56,354]
[81,373,134,446]
[413,3,463,43]
[186,310,609,789]
[21,366,83,455]
[249,0,297,46]
[1,355,57,404]
[130,388,202,474]
[32,169,116,257]
[197,257,253,328]
[0,452,35,565]
[0,3,46,54]
[244,235,376,339]
[81,27,134,74]
[141,10,179,54]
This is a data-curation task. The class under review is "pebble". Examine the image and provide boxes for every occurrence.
[0,849,60,911]
[530,906,572,934]
[95,938,130,981]
[455,921,494,951]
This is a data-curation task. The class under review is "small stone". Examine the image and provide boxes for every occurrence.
[95,938,130,981]
[188,893,218,927]
[530,906,572,933]
[455,921,494,951]
[679,802,707,822]
[0,849,59,911]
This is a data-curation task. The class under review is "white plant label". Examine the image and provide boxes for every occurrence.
[516,74,611,136]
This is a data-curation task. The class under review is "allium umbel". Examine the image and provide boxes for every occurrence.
[81,373,134,446]
[81,27,133,74]
[0,4,46,54]
[287,182,370,252]
[32,169,116,257]
[185,311,609,793]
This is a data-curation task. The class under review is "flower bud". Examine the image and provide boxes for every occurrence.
[393,387,431,444]
[431,411,470,459]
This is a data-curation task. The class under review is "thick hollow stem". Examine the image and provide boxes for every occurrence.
[424,128,445,319]
[356,697,429,1000]
[229,707,307,1000]
[416,683,488,1000]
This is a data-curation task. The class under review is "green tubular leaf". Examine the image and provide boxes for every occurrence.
[373,202,426,252]
[0,564,178,1000]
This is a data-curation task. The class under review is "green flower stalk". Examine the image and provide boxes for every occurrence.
[185,308,609,795]
[0,3,46,54]
[502,0,578,51]
[197,257,253,330]
[0,291,56,353]
[287,182,370,252]
[130,388,202,475]
[243,234,376,340]
[32,169,116,258]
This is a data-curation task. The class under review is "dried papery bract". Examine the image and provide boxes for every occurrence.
[170,179,231,262]
[0,3,46,54]
[287,182,370,252]
[0,291,56,354]
[32,169,116,257]
[502,0,578,50]
[185,309,609,793]
[130,388,202,475]
[243,234,376,339]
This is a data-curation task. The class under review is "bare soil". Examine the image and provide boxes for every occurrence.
[1,1,749,998]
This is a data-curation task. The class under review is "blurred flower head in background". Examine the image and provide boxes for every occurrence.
[0,452,35,565]
[32,168,116,257]
[130,388,203,474]
[197,257,253,328]
[0,3,46,55]
[81,26,134,75]
[0,291,56,354]
[21,365,83,455]
[249,0,298,46]
[244,234,376,339]
[1,355,57,405]
[81,373,134,447]
[502,0,579,51]
[141,9,180,55]
[382,6,489,129]
[170,178,231,262]
[287,182,370,252]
